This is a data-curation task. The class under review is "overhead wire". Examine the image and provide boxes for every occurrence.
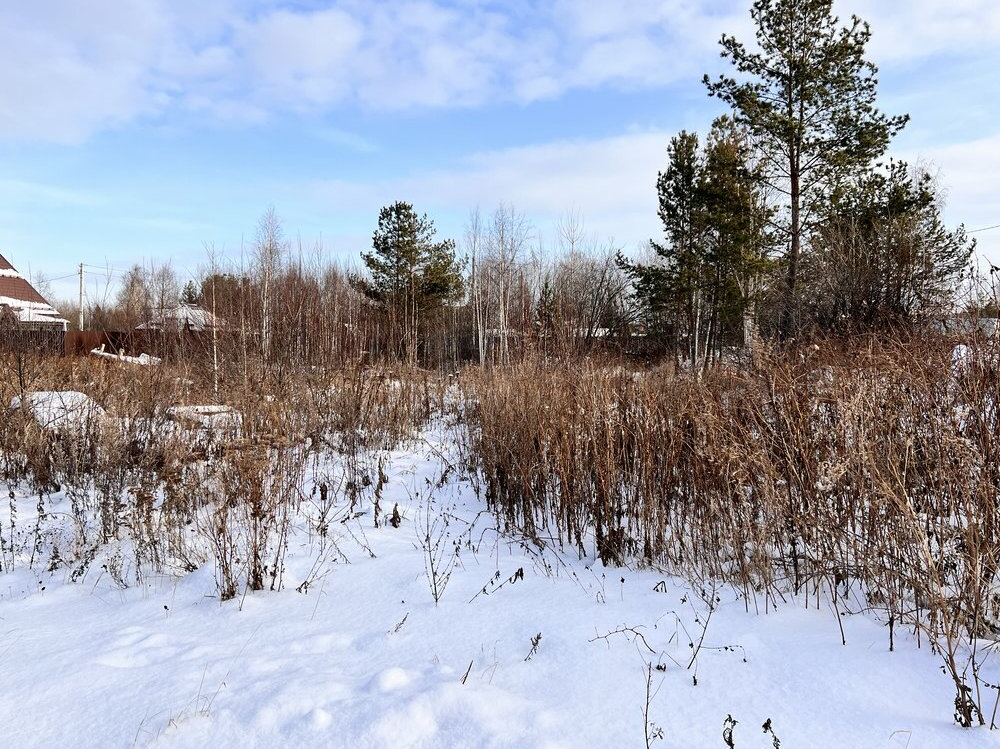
[970,223,1000,234]
[82,263,130,274]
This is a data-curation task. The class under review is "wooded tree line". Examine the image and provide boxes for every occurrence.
[624,0,974,368]
[68,0,978,371]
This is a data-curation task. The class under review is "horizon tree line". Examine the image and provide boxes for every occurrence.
[48,0,980,371]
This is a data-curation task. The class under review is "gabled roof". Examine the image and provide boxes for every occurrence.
[136,303,223,332]
[0,252,69,326]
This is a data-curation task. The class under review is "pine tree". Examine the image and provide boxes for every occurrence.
[704,0,908,338]
[621,121,769,364]
[620,131,703,360]
[698,117,773,352]
[354,201,464,364]
[804,161,974,331]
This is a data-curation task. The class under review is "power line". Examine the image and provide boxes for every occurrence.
[970,223,1000,234]
[82,263,130,274]
[45,266,127,279]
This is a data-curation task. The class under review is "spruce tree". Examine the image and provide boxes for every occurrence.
[181,280,201,305]
[704,0,908,338]
[698,117,773,351]
[620,131,703,359]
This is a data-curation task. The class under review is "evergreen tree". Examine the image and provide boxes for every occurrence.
[698,117,774,352]
[620,131,703,359]
[704,0,908,338]
[803,162,974,332]
[535,275,556,359]
[353,201,464,363]
[181,280,201,305]
[621,121,769,364]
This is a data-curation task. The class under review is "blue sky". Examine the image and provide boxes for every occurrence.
[1,0,998,305]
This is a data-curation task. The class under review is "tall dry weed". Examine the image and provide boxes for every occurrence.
[464,339,1000,722]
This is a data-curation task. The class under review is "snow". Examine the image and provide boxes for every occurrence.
[0,255,67,325]
[166,404,241,429]
[954,343,973,376]
[10,390,106,430]
[90,347,162,365]
[0,418,997,748]
[0,294,68,324]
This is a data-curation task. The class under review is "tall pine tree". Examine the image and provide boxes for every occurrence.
[353,201,464,364]
[704,0,908,338]
[698,117,773,353]
[620,131,703,360]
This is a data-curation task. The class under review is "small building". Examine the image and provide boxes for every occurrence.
[136,303,223,333]
[128,303,225,360]
[0,253,68,332]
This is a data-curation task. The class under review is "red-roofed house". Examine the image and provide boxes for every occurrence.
[0,253,68,333]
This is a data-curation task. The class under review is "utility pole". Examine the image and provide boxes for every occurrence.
[78,263,85,330]
[212,274,219,399]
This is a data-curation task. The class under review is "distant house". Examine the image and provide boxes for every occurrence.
[0,253,68,333]
[136,303,224,333]
[127,303,225,359]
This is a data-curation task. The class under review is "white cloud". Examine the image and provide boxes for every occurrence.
[0,1,768,141]
[840,0,1000,64]
[896,132,1000,264]
[236,8,363,107]
[1,0,997,148]
[0,1,179,141]
[0,178,106,208]
[309,130,669,250]
[300,124,1000,265]
[311,127,379,153]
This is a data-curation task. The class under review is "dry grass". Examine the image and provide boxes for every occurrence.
[463,337,1000,725]
[0,353,441,597]
[4,335,1000,725]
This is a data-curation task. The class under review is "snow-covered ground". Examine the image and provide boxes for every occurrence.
[10,390,106,431]
[0,420,996,748]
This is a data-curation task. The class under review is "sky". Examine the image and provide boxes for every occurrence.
[1,0,998,305]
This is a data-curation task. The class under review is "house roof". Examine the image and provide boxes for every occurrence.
[0,253,69,326]
[136,303,223,331]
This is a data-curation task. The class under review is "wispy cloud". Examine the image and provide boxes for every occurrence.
[897,131,1000,262]
[8,1,993,143]
[0,178,106,207]
[310,127,380,153]
[843,0,1000,64]
[303,124,1000,260]
[309,130,670,249]
[0,1,174,142]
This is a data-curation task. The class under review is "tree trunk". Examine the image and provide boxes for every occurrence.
[780,148,801,340]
